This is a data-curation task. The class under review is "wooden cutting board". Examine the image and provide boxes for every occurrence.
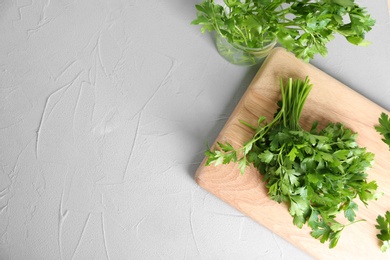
[195,47,390,259]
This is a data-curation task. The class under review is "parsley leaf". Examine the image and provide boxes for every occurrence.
[376,211,390,252]
[344,201,358,222]
[375,112,390,150]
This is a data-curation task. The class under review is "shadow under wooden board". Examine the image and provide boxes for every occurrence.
[195,47,390,259]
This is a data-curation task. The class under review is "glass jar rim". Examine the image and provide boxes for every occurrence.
[217,33,277,52]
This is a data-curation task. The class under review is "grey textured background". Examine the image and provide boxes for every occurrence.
[0,0,389,259]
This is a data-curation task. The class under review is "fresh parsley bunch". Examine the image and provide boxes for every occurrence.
[192,0,375,61]
[206,77,381,248]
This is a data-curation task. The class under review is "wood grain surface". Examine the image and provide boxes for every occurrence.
[195,47,390,259]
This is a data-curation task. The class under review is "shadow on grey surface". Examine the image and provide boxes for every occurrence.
[165,0,264,180]
[165,0,202,27]
[185,63,263,181]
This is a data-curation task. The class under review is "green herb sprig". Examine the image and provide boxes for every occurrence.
[205,77,381,248]
[375,113,390,150]
[192,0,375,62]
[376,211,390,252]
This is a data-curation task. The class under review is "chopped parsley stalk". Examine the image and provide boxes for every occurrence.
[205,77,381,248]
[376,211,390,252]
[375,112,390,150]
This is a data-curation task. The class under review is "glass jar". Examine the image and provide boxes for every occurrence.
[215,33,277,66]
